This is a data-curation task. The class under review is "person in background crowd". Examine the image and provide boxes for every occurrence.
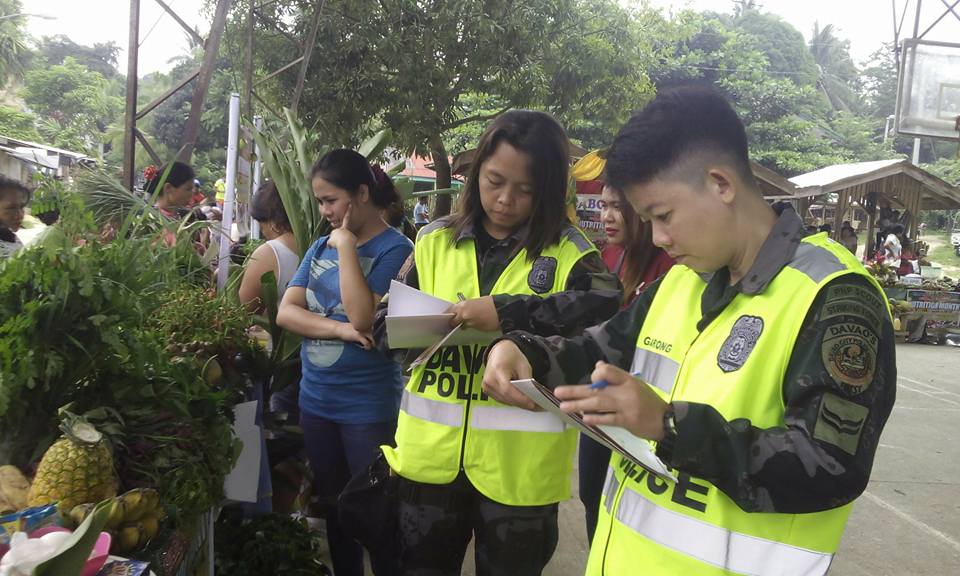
[578,183,675,542]
[897,237,918,277]
[145,162,197,218]
[383,197,418,243]
[819,223,832,235]
[190,178,206,207]
[378,110,621,576]
[240,180,302,418]
[840,221,858,255]
[883,223,903,268]
[0,175,30,260]
[240,181,301,314]
[413,195,430,230]
[482,87,895,576]
[277,149,413,576]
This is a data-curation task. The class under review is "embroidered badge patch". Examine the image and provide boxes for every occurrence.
[717,316,764,373]
[527,256,557,294]
[821,322,878,395]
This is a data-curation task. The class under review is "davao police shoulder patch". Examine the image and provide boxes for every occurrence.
[527,256,557,294]
[717,315,764,373]
[820,321,878,395]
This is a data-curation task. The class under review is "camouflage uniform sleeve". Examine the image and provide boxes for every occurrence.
[493,251,623,338]
[659,274,897,513]
[502,279,662,390]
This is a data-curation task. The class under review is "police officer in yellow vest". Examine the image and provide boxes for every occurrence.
[377,110,621,575]
[483,88,896,575]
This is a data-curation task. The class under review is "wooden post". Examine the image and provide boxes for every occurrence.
[121,0,140,190]
[180,0,232,163]
[291,0,324,116]
[243,0,255,119]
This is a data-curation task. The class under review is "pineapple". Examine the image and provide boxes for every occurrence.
[27,412,119,511]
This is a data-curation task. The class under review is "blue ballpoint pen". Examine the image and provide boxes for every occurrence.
[590,371,643,389]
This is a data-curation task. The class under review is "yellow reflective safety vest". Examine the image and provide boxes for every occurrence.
[588,234,890,576]
[383,220,598,505]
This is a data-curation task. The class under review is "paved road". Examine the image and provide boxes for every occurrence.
[464,343,960,575]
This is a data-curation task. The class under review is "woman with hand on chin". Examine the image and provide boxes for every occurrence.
[277,149,413,576]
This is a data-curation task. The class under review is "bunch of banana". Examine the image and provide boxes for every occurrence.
[64,488,163,554]
[570,150,606,182]
[888,299,914,315]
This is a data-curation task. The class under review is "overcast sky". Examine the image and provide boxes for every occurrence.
[24,0,960,76]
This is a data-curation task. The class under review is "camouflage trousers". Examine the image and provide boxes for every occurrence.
[397,473,559,576]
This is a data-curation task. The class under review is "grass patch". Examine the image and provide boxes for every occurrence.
[920,230,960,278]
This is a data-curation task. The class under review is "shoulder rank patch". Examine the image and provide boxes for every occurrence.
[821,321,878,395]
[813,393,869,455]
[717,315,764,373]
[528,256,558,294]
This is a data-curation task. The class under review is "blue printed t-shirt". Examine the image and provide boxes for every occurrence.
[289,227,413,423]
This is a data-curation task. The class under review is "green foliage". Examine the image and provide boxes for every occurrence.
[214,510,326,575]
[35,500,113,576]
[0,104,39,140]
[250,110,328,259]
[29,172,67,217]
[23,57,122,153]
[230,0,654,202]
[36,35,121,79]
[809,23,861,113]
[0,0,29,85]
[923,158,960,186]
[0,192,241,523]
[860,43,898,119]
[734,9,818,87]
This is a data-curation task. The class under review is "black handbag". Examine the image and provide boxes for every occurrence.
[338,450,400,566]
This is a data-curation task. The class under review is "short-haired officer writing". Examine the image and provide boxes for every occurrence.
[482,87,896,575]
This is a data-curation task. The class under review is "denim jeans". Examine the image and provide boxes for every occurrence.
[300,412,397,576]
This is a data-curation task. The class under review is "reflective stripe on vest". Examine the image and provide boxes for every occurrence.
[615,485,833,576]
[469,405,566,434]
[400,390,463,428]
[630,348,680,395]
[602,466,620,514]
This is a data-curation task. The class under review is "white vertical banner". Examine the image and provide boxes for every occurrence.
[217,93,241,292]
[250,115,263,241]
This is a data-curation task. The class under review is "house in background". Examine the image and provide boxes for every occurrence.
[398,154,464,193]
[0,134,91,182]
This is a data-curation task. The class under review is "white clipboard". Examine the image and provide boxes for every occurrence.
[512,379,676,482]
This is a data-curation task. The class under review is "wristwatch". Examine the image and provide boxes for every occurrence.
[658,403,678,458]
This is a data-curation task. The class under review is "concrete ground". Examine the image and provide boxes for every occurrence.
[465,343,960,575]
[346,342,960,574]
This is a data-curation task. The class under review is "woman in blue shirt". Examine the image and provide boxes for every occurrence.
[278,149,413,576]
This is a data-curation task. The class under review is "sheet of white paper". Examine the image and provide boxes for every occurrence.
[387,280,452,316]
[511,379,675,482]
[385,280,501,349]
[223,400,262,503]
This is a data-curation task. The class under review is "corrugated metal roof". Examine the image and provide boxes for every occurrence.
[789,159,905,189]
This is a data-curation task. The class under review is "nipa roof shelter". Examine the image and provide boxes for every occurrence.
[785,158,960,254]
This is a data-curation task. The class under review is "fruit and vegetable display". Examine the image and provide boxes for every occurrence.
[0,191,258,575]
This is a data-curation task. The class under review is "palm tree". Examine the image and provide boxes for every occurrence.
[809,22,860,113]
